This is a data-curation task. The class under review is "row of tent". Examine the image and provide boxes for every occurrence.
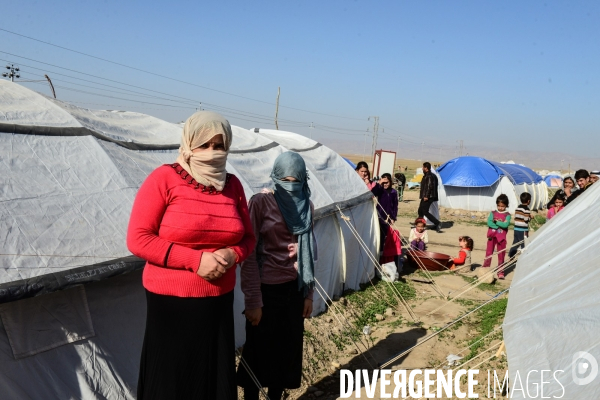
[3,81,597,398]
[0,81,379,399]
[435,156,548,213]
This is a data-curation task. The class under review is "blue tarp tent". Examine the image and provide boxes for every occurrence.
[437,157,505,187]
[343,157,356,169]
[544,175,563,188]
[436,156,547,212]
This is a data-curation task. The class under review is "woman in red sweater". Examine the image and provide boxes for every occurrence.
[127,111,255,400]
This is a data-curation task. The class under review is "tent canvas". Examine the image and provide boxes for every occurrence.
[504,182,600,398]
[436,156,547,213]
[0,81,379,399]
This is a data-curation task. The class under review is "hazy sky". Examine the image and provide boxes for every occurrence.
[1,0,599,163]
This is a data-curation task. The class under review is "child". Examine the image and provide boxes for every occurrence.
[507,193,532,275]
[546,195,565,220]
[409,218,428,251]
[483,194,511,279]
[448,236,473,271]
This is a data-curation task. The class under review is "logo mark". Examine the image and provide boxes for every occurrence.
[572,351,598,385]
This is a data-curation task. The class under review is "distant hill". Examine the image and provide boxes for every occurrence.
[319,137,599,172]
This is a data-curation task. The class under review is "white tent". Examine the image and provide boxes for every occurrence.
[436,156,548,213]
[0,81,378,399]
[504,182,600,398]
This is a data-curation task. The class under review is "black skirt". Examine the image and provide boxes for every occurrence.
[137,290,236,400]
[236,279,305,390]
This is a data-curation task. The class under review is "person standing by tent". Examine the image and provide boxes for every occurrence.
[547,176,577,208]
[418,162,442,233]
[372,173,398,252]
[483,194,511,278]
[546,194,565,219]
[237,152,316,400]
[355,161,377,190]
[127,111,256,400]
[507,193,532,275]
[567,169,593,204]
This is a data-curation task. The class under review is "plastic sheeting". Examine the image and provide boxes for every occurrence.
[436,156,547,212]
[437,156,543,187]
[437,156,505,187]
[504,182,600,399]
[437,176,517,212]
[0,271,145,400]
[495,162,543,185]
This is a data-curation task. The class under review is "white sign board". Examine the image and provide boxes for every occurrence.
[373,150,396,179]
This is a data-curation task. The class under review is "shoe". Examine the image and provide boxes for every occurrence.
[436,224,442,233]
[449,265,456,271]
[497,272,505,280]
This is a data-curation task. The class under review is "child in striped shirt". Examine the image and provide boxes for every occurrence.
[507,192,532,274]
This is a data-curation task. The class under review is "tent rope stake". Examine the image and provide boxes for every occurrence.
[313,279,377,368]
[379,288,509,369]
[235,349,270,400]
[337,206,419,322]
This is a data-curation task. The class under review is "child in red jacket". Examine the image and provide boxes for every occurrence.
[449,236,473,271]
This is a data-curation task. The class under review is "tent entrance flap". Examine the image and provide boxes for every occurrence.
[0,285,95,359]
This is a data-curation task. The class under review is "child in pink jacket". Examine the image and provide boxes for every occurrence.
[547,195,565,220]
[483,194,511,278]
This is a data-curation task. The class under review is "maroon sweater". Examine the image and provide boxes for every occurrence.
[127,164,256,297]
[241,192,315,309]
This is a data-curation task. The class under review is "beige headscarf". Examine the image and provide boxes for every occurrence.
[175,111,232,191]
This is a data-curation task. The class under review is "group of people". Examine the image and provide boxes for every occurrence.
[357,158,598,280]
[546,169,598,218]
[127,113,597,400]
[127,111,316,400]
[354,161,442,253]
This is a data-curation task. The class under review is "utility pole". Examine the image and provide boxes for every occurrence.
[368,116,379,159]
[457,140,464,156]
[274,87,280,130]
[420,142,425,161]
[2,64,20,82]
[560,159,564,173]
[309,122,314,139]
[396,137,400,160]
[363,130,369,159]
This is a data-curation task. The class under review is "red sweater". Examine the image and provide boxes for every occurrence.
[127,164,256,297]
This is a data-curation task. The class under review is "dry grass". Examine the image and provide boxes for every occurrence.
[341,155,441,176]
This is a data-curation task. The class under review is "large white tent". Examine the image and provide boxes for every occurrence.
[0,81,379,399]
[436,156,548,213]
[504,182,600,398]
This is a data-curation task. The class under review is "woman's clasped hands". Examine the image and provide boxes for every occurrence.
[197,248,237,281]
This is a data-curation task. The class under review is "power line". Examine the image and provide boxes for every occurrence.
[0,28,365,121]
[3,51,450,146]
[8,57,365,132]
[19,79,365,137]
[14,69,320,128]
[5,51,464,147]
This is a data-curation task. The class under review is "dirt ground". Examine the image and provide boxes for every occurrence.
[236,187,520,400]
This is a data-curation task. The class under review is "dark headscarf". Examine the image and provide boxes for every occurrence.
[270,152,315,296]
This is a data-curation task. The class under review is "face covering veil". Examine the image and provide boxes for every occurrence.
[270,152,315,296]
